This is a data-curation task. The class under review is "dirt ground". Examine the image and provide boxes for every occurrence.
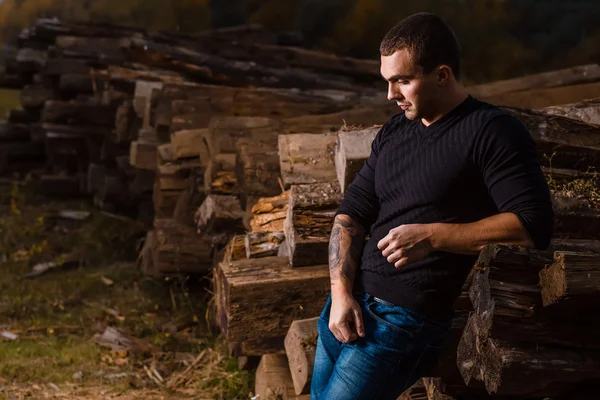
[0,179,254,399]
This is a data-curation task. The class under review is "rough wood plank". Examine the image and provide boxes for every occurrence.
[284,317,318,395]
[255,354,310,400]
[278,133,337,187]
[250,192,289,233]
[539,251,600,307]
[195,194,245,235]
[170,128,209,162]
[541,97,600,125]
[284,182,342,267]
[215,256,329,354]
[245,231,285,259]
[335,126,379,192]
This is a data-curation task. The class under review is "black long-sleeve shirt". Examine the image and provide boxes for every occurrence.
[336,96,554,318]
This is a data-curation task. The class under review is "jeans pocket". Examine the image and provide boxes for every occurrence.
[364,300,423,335]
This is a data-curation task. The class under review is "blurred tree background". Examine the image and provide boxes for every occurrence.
[0,0,599,84]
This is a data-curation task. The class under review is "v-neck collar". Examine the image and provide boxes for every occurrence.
[417,95,475,139]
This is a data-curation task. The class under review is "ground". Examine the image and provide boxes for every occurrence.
[0,180,254,399]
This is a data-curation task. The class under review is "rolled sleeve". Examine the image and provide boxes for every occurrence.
[473,115,554,249]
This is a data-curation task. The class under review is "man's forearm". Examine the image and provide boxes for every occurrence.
[329,214,366,295]
[430,212,535,255]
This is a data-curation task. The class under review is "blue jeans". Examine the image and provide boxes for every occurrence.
[310,292,452,400]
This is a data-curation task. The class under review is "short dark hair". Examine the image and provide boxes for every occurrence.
[380,13,461,79]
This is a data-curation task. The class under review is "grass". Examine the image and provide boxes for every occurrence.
[0,89,20,119]
[0,181,254,399]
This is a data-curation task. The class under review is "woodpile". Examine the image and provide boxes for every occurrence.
[3,19,600,400]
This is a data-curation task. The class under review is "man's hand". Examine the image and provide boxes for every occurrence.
[378,224,435,268]
[329,292,365,343]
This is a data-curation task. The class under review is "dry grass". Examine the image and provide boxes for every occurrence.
[0,181,254,399]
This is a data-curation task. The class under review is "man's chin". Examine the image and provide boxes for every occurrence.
[403,109,417,120]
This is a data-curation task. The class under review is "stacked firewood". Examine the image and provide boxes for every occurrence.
[3,19,600,400]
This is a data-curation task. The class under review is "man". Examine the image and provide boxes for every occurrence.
[310,12,554,400]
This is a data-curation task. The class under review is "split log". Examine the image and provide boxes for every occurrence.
[278,133,338,187]
[422,377,455,400]
[541,97,600,125]
[284,182,342,267]
[552,193,600,239]
[470,244,600,348]
[205,116,283,159]
[250,192,289,232]
[194,195,245,235]
[469,64,600,98]
[170,128,209,162]
[255,354,310,400]
[215,256,329,354]
[539,251,600,307]
[334,126,379,192]
[172,168,206,227]
[235,138,281,201]
[153,182,182,218]
[284,317,318,395]
[245,232,285,259]
[457,312,600,397]
[54,35,130,61]
[222,235,247,263]
[156,158,202,191]
[151,218,213,274]
[130,140,157,170]
[21,84,54,108]
[42,101,116,127]
[203,153,239,195]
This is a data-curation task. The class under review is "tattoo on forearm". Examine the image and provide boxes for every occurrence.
[329,215,365,284]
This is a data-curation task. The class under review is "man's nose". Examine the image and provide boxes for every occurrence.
[387,84,403,102]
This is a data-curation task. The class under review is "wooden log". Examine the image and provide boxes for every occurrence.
[203,153,239,195]
[250,192,289,232]
[235,138,281,199]
[172,168,206,227]
[115,99,138,143]
[457,312,600,397]
[205,116,283,159]
[215,256,329,354]
[16,48,47,74]
[469,64,600,98]
[255,354,310,400]
[151,218,213,274]
[470,244,600,349]
[43,58,94,76]
[153,181,182,218]
[0,123,30,143]
[21,84,54,108]
[42,101,116,127]
[278,133,338,187]
[130,140,157,170]
[398,380,428,400]
[170,128,209,162]
[194,194,245,235]
[284,182,342,267]
[222,235,248,263]
[58,73,95,94]
[284,317,318,395]
[54,35,130,61]
[156,157,202,191]
[552,193,600,239]
[335,126,379,192]
[539,251,600,307]
[541,97,600,125]
[245,231,285,259]
[422,377,455,400]
[483,81,600,109]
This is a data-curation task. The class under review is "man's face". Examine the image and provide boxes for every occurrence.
[380,49,439,121]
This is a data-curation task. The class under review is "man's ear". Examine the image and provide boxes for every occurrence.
[437,65,452,85]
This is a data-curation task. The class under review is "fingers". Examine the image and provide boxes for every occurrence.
[377,231,393,250]
[352,307,365,338]
[330,321,353,343]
